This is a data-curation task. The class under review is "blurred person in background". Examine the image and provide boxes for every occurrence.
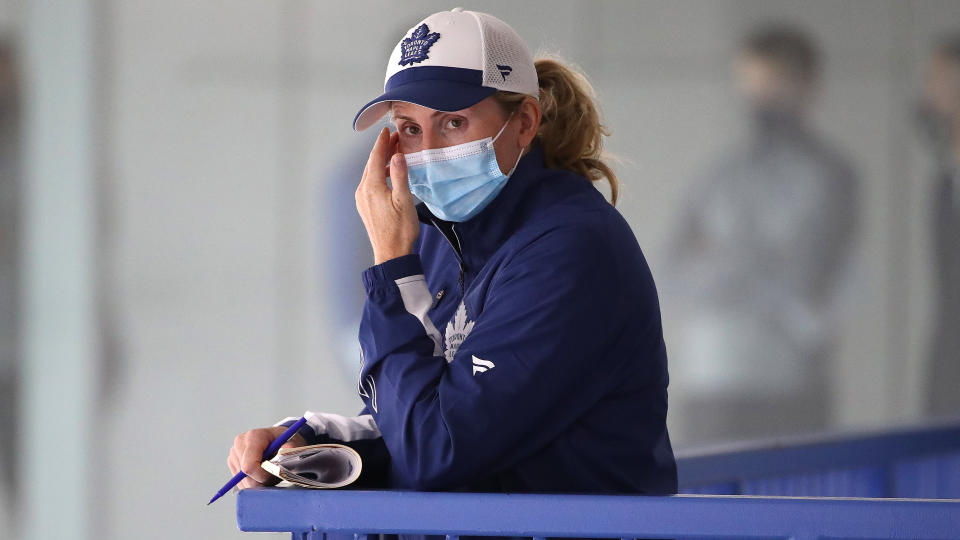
[916,33,960,418]
[0,34,20,534]
[666,23,859,443]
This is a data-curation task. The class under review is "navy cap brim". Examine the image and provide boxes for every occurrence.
[353,67,498,131]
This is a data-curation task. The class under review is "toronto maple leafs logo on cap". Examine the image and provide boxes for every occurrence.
[399,23,441,66]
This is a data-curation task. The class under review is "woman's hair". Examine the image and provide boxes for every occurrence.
[492,57,619,205]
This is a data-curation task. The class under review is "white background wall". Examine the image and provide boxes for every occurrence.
[5,1,960,539]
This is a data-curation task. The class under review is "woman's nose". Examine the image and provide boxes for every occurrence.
[420,127,445,151]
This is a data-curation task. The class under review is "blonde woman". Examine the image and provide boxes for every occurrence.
[228,8,677,498]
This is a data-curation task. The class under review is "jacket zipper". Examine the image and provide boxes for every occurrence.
[428,215,467,298]
[450,224,466,297]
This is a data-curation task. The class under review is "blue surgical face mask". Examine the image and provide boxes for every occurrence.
[404,115,523,222]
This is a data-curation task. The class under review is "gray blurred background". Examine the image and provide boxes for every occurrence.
[1,0,959,539]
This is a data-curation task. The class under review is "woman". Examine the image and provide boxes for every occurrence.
[227,8,676,496]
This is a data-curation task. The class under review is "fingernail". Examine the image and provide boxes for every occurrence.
[392,153,404,168]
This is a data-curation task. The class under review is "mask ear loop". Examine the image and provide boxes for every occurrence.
[506,145,525,177]
[491,111,515,144]
[491,111,524,176]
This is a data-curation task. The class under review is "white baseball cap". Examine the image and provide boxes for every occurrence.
[352,8,539,131]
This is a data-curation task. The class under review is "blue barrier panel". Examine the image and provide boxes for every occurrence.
[676,418,960,497]
[236,488,960,539]
[894,451,960,499]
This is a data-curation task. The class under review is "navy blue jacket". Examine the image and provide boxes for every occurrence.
[283,145,677,496]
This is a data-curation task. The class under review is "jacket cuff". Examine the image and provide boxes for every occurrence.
[276,417,319,445]
[362,254,424,291]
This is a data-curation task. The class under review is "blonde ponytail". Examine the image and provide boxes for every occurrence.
[493,57,619,205]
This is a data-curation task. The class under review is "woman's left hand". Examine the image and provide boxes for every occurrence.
[227,426,307,490]
[356,127,420,265]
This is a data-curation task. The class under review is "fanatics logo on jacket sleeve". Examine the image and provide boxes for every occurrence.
[399,24,440,66]
[444,302,474,363]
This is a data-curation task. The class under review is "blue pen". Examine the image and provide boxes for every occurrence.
[208,416,308,505]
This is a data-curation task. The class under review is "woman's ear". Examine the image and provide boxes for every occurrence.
[517,96,541,148]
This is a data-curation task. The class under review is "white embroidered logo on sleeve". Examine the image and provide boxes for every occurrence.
[444,301,475,363]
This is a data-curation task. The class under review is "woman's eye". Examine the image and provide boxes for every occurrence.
[445,118,464,129]
[402,124,421,136]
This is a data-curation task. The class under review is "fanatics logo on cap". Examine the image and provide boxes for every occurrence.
[399,24,441,66]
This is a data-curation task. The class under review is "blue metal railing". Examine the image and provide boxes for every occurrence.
[237,489,959,539]
[236,418,960,539]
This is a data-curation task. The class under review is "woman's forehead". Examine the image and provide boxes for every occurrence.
[391,98,493,120]
[391,101,443,117]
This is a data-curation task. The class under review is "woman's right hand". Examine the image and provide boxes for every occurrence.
[227,426,307,489]
[355,127,420,265]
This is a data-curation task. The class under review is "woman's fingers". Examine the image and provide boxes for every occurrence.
[238,430,274,485]
[356,126,419,265]
[237,477,257,490]
[360,128,404,193]
[362,127,392,192]
[383,131,400,181]
[227,425,298,491]
[389,130,400,159]
[390,152,413,208]
[228,445,239,476]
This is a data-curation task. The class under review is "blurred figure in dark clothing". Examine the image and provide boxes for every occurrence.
[667,24,859,443]
[917,33,960,417]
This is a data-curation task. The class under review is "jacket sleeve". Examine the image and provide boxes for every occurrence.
[357,225,658,490]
